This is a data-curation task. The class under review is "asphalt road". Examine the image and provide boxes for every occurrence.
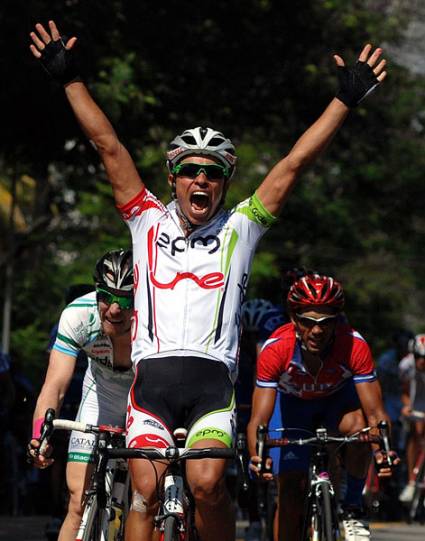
[0,516,424,541]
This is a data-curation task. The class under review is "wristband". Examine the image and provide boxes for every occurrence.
[32,417,44,439]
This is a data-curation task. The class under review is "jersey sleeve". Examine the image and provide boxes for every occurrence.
[116,187,168,238]
[232,191,278,245]
[349,333,377,384]
[52,302,95,358]
[255,337,283,389]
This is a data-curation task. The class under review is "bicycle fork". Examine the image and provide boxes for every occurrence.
[309,473,339,541]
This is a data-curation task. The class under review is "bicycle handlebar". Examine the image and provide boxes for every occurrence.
[38,409,125,455]
[259,424,387,450]
[107,446,237,460]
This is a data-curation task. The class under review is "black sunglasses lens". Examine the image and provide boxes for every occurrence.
[97,291,112,304]
[205,165,226,180]
[177,164,225,180]
[178,164,199,178]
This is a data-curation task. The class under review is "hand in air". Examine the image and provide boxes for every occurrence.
[29,20,79,85]
[334,43,387,108]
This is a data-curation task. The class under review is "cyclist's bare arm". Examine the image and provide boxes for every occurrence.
[247,386,276,476]
[64,82,143,205]
[256,44,387,216]
[355,380,400,475]
[355,380,389,428]
[29,350,76,467]
[33,349,76,421]
[29,20,143,206]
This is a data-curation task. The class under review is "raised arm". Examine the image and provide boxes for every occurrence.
[29,20,143,206]
[256,44,387,216]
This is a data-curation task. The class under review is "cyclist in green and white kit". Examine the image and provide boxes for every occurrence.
[28,249,134,541]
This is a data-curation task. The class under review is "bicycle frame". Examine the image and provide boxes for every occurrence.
[257,424,385,541]
[106,432,239,541]
[77,432,129,541]
[300,435,340,541]
[37,410,128,541]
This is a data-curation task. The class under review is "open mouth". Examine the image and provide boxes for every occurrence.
[190,191,209,212]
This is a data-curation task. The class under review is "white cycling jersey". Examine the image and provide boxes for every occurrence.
[118,189,276,380]
[53,292,134,461]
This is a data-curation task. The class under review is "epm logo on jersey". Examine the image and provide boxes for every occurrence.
[157,232,220,256]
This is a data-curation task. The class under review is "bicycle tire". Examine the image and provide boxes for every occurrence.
[318,483,337,541]
[79,494,108,541]
[163,515,179,541]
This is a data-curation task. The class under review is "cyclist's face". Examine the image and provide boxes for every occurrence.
[292,306,338,354]
[169,155,228,226]
[98,299,133,337]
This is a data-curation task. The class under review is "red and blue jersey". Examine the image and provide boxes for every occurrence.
[256,322,376,399]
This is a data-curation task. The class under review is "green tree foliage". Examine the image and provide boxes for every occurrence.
[0,0,424,382]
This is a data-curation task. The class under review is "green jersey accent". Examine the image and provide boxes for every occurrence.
[236,191,278,227]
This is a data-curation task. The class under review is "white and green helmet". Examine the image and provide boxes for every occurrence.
[166,127,237,179]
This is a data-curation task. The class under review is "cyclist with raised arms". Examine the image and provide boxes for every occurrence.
[27,250,134,541]
[247,273,399,541]
[29,20,387,541]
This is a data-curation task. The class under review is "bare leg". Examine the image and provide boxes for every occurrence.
[277,471,307,541]
[125,458,166,541]
[58,462,93,541]
[186,439,235,541]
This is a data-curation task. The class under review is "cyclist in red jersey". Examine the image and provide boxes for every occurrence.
[29,20,387,541]
[247,274,399,541]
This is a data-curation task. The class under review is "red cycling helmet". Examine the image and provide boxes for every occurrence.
[287,273,344,312]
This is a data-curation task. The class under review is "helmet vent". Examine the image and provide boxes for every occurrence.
[209,137,225,146]
[181,135,197,145]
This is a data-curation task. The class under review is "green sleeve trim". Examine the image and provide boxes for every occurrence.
[236,191,278,227]
[57,332,80,349]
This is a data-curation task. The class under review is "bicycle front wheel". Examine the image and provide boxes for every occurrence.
[163,515,179,541]
[79,494,109,541]
[318,483,337,541]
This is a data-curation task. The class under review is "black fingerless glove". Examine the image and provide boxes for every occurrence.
[336,60,379,108]
[39,38,81,85]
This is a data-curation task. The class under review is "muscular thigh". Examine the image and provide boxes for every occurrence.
[66,461,93,502]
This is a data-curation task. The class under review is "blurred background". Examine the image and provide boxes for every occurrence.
[0,0,424,439]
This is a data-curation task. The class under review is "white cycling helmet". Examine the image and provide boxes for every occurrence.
[409,333,425,357]
[166,127,237,179]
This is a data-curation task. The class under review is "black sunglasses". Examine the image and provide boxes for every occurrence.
[295,313,337,327]
[172,162,229,181]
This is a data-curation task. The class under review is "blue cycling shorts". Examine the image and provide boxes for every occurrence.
[269,379,360,474]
